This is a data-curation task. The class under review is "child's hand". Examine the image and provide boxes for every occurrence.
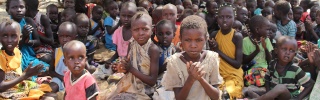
[187,61,205,80]
[105,61,112,69]
[305,18,313,31]
[22,24,33,38]
[98,20,104,29]
[23,62,44,78]
[313,50,320,69]
[120,56,131,72]
[208,38,218,51]
[261,37,267,49]
[306,42,315,64]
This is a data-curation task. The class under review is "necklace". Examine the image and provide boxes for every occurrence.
[71,70,85,82]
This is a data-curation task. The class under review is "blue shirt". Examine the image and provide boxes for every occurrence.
[103,16,118,51]
[254,8,262,15]
[276,20,297,37]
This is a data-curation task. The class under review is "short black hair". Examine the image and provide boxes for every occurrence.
[74,13,89,25]
[138,0,150,6]
[276,36,297,49]
[92,5,103,12]
[292,6,303,12]
[137,7,148,14]
[180,15,207,38]
[47,4,58,11]
[24,0,39,11]
[206,0,216,7]
[58,21,77,35]
[121,1,137,11]
[275,0,291,14]
[62,40,86,54]
[156,19,177,34]
[249,15,268,34]
[104,0,117,8]
[0,19,20,35]
[131,11,152,23]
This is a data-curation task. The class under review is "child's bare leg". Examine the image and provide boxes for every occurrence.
[257,84,291,100]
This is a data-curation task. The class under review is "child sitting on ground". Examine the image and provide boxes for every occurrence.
[264,36,314,99]
[0,20,52,99]
[274,1,297,37]
[243,15,273,88]
[89,5,105,40]
[106,12,160,99]
[25,0,54,64]
[105,2,137,70]
[104,0,120,51]
[209,3,244,99]
[75,14,99,70]
[205,0,219,33]
[292,6,305,40]
[49,22,77,93]
[46,4,59,46]
[6,0,49,81]
[63,40,99,100]
[162,15,223,100]
[236,6,249,37]
[305,9,320,43]
[155,19,178,75]
[162,4,180,45]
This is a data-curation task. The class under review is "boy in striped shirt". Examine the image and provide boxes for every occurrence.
[265,36,314,99]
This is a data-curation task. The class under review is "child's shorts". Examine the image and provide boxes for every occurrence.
[52,77,65,91]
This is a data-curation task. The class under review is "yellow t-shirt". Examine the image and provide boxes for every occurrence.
[0,48,22,75]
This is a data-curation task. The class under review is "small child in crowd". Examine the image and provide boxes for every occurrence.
[60,8,76,23]
[265,36,314,99]
[162,4,179,45]
[176,5,184,21]
[49,22,77,93]
[63,40,99,100]
[155,19,178,75]
[104,0,120,51]
[25,0,54,64]
[89,6,105,39]
[243,15,273,87]
[46,4,59,44]
[0,19,52,100]
[75,14,98,68]
[292,6,305,40]
[206,0,219,33]
[107,12,160,99]
[209,3,244,99]
[236,6,249,37]
[261,6,272,17]
[162,15,223,100]
[183,0,193,9]
[254,0,265,15]
[106,2,137,70]
[305,6,320,43]
[274,1,297,37]
[6,0,49,81]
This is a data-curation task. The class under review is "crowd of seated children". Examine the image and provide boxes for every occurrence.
[1,0,320,100]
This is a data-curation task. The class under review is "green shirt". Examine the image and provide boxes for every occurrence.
[243,37,273,68]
